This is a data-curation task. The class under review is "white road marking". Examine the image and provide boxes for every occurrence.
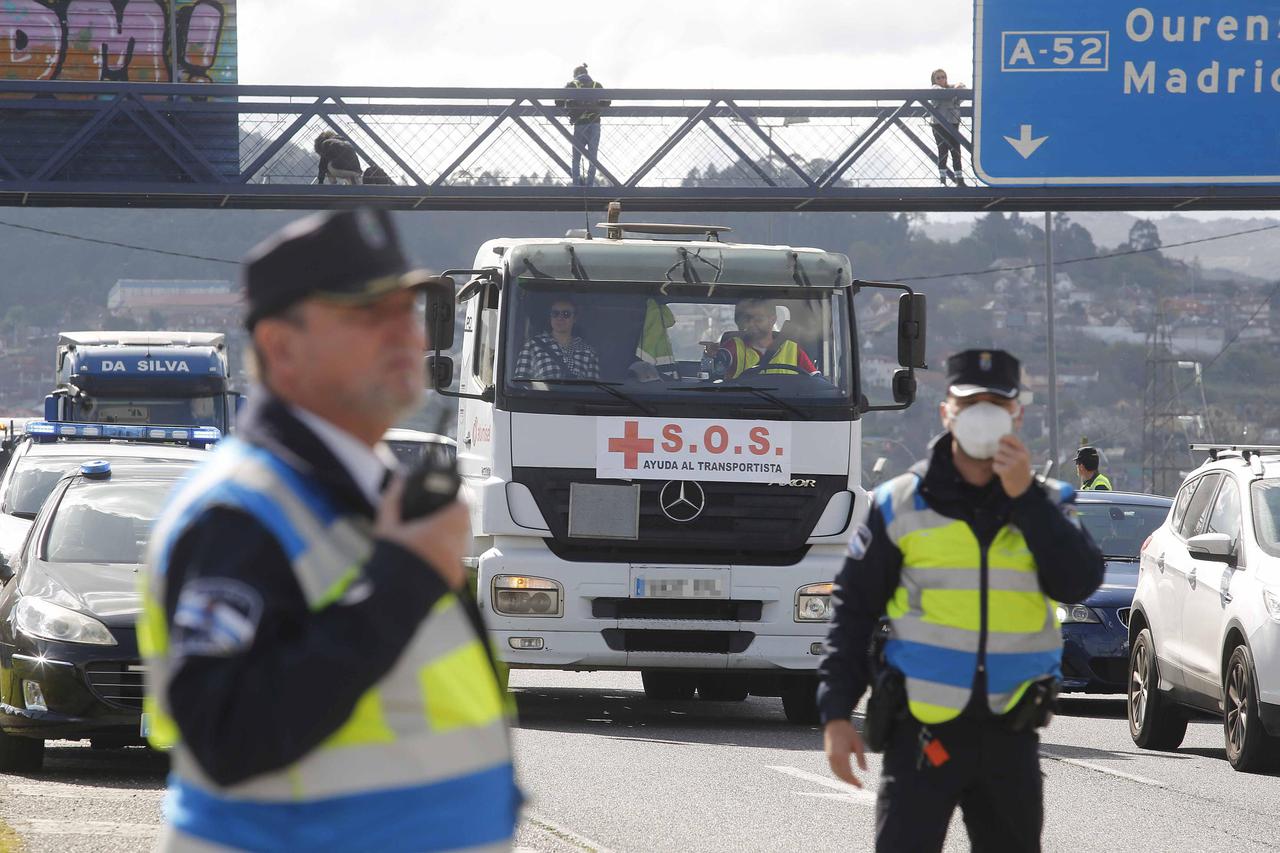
[766,765,877,804]
[1041,753,1167,788]
[10,819,160,838]
[524,812,617,853]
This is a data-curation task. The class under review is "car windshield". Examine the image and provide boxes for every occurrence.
[1076,501,1170,559]
[4,453,195,518]
[44,479,175,565]
[68,395,222,429]
[500,277,853,417]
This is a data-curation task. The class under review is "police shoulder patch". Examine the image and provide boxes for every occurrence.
[847,523,873,560]
[172,579,264,657]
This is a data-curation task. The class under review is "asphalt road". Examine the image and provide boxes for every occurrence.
[0,670,1276,852]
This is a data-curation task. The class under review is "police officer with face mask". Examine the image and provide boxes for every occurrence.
[817,349,1104,853]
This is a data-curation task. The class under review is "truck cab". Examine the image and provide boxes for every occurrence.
[427,222,925,722]
[46,332,237,434]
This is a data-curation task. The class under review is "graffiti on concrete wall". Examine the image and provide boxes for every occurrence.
[0,1,238,84]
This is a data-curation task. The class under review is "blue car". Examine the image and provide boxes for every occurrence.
[1059,491,1172,694]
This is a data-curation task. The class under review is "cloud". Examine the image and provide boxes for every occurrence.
[237,1,974,89]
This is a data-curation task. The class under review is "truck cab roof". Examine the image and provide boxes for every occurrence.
[58,331,226,349]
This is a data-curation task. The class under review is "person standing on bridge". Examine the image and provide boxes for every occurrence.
[138,209,520,851]
[1075,445,1112,490]
[818,348,1104,853]
[314,130,363,185]
[929,69,967,187]
[556,64,609,186]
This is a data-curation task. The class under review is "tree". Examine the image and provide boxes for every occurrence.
[1128,219,1163,252]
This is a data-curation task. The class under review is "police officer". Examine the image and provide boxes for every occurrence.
[818,349,1104,853]
[1075,445,1112,490]
[139,210,520,851]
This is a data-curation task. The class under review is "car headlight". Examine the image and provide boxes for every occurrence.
[491,575,562,617]
[1263,589,1280,623]
[14,597,116,645]
[1055,604,1100,624]
[796,582,834,622]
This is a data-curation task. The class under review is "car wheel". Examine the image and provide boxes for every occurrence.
[641,670,696,701]
[697,674,749,702]
[781,674,820,725]
[1128,628,1187,750]
[0,730,44,773]
[1223,644,1280,773]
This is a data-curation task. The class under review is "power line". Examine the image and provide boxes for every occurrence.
[894,222,1280,282]
[0,218,238,266]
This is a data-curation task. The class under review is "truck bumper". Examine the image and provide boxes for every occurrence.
[477,538,842,673]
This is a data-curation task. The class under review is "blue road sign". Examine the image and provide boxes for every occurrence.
[974,1,1280,185]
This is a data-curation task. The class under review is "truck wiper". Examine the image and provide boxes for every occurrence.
[510,378,655,415]
[673,384,809,420]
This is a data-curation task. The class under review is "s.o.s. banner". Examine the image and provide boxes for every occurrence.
[596,418,793,484]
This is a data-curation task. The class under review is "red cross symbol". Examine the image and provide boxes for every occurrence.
[607,420,654,470]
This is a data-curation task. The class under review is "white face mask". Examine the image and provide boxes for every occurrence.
[947,401,1014,460]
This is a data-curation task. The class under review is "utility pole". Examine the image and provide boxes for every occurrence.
[168,2,179,83]
[1044,212,1059,474]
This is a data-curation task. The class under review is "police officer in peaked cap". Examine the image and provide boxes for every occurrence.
[817,348,1104,852]
[139,209,520,851]
[1075,445,1112,491]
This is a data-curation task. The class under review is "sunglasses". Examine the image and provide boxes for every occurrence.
[550,309,576,319]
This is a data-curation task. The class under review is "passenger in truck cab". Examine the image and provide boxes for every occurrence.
[513,296,601,381]
[702,297,820,379]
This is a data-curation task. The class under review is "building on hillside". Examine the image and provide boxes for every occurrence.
[107,280,240,330]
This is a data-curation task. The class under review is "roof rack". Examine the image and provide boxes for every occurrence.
[1190,443,1280,462]
[24,420,221,448]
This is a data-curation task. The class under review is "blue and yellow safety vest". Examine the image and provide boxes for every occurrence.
[139,439,518,852]
[876,473,1069,725]
[729,337,801,378]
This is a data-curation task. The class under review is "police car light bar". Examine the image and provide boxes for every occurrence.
[25,421,221,447]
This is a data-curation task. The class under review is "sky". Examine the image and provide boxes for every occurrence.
[237,2,975,90]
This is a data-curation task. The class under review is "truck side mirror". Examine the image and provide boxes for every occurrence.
[426,355,454,390]
[891,368,917,405]
[897,293,927,369]
[423,276,456,352]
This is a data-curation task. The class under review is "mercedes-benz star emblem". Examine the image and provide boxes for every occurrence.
[659,480,706,523]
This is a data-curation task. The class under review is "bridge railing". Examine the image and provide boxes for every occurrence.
[0,82,972,193]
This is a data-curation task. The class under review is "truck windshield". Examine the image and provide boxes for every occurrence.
[67,396,224,430]
[500,278,854,419]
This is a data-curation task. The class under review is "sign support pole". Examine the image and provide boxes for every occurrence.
[1044,211,1060,475]
[169,2,179,83]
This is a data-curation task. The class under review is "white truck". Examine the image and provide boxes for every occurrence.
[424,219,925,722]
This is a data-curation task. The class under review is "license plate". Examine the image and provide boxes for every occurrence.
[634,576,726,599]
[139,713,151,738]
[98,405,150,423]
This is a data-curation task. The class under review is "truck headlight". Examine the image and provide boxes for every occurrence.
[492,575,562,617]
[796,582,834,622]
[1055,604,1100,624]
[15,597,116,645]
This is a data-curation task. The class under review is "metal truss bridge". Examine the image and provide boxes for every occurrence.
[0,82,1275,212]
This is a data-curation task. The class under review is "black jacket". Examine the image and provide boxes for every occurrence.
[316,137,361,182]
[816,435,1105,724]
[162,391,450,785]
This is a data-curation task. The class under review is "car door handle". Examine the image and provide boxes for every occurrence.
[1187,567,1197,589]
[1157,554,1165,573]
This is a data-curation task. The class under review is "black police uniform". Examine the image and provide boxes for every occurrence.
[817,350,1106,853]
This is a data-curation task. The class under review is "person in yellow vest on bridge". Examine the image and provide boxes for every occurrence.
[817,349,1104,852]
[1075,445,1112,491]
[139,210,519,852]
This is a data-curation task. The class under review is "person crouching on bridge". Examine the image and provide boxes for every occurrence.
[817,349,1104,853]
[138,209,520,851]
[315,130,363,185]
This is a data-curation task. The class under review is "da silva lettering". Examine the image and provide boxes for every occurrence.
[99,360,192,373]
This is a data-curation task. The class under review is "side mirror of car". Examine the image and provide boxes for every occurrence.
[425,355,454,390]
[1186,532,1237,566]
[423,276,457,352]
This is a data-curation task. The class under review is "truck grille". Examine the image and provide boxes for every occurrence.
[592,598,763,621]
[514,468,846,564]
[601,629,754,654]
[85,662,146,711]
